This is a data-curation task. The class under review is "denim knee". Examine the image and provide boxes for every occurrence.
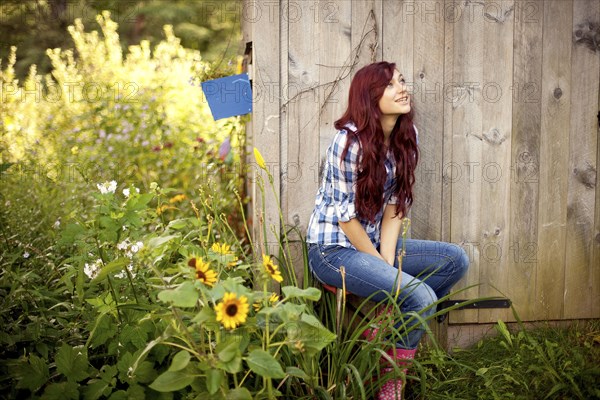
[449,244,470,281]
[401,280,438,316]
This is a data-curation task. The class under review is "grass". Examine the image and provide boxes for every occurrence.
[405,319,600,400]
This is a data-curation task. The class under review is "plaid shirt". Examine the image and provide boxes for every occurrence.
[307,124,416,248]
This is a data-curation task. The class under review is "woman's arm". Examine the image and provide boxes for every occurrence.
[379,204,403,266]
[339,219,386,261]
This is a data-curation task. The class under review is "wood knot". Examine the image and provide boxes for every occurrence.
[419,72,425,79]
[553,87,563,99]
[573,163,597,189]
[483,128,505,145]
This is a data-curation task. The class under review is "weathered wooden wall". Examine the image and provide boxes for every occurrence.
[244,0,600,330]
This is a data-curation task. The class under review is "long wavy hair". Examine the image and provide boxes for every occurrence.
[335,61,419,222]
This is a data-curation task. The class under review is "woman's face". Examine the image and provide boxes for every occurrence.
[378,70,411,116]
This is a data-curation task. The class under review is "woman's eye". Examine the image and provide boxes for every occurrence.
[387,82,394,87]
[400,78,406,83]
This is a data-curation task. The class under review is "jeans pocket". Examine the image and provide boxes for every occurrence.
[318,244,342,258]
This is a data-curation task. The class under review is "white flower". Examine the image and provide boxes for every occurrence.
[115,264,136,279]
[84,259,102,279]
[130,242,143,253]
[117,239,130,250]
[53,219,61,229]
[135,187,140,194]
[23,252,30,259]
[123,188,130,197]
[97,180,117,194]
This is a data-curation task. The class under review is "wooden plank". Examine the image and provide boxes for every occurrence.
[351,0,383,66]
[507,0,543,322]
[318,0,352,162]
[536,0,572,320]
[382,0,413,80]
[442,0,454,245]
[594,58,600,318]
[250,0,281,261]
[283,0,321,281]
[564,0,600,319]
[449,0,485,324]
[412,0,445,241]
[477,0,514,323]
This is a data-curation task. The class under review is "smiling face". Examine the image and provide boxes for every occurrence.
[378,70,411,117]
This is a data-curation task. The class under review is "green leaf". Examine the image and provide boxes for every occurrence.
[206,369,222,394]
[167,218,190,230]
[276,303,306,322]
[126,385,146,400]
[149,370,194,392]
[291,314,336,357]
[245,350,285,379]
[217,355,242,374]
[94,258,130,281]
[55,344,89,382]
[119,325,148,348]
[281,286,321,302]
[217,340,240,363]
[134,360,158,384]
[81,379,110,400]
[147,234,180,249]
[127,193,154,211]
[192,306,217,324]
[41,381,79,400]
[15,354,49,392]
[107,390,128,400]
[226,387,252,400]
[168,351,191,372]
[158,281,199,308]
[0,162,14,174]
[285,366,310,381]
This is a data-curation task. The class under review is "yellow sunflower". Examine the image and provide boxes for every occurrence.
[215,292,250,330]
[211,242,232,255]
[262,254,283,283]
[188,257,217,286]
[169,194,187,204]
[253,293,280,312]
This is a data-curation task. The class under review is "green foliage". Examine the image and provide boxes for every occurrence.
[407,320,600,400]
[0,0,241,80]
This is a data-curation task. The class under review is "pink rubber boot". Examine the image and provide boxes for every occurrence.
[362,305,394,341]
[376,347,417,400]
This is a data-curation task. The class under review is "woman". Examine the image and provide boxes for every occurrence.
[306,61,469,399]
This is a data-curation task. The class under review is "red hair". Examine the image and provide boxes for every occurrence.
[335,61,419,222]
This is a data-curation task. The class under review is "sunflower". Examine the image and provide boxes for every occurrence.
[262,254,283,283]
[188,257,217,286]
[215,292,249,330]
[211,242,232,255]
[169,194,187,204]
[253,292,280,312]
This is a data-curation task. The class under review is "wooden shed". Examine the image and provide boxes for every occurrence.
[241,0,600,348]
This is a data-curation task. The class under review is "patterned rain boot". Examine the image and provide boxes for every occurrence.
[362,305,394,341]
[376,347,417,400]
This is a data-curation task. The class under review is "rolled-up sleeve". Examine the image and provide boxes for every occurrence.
[330,131,359,222]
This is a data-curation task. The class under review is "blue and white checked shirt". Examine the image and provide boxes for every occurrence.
[307,123,415,248]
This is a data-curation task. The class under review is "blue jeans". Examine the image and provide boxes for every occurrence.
[307,239,469,349]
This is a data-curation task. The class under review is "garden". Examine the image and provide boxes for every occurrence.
[1,9,599,400]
